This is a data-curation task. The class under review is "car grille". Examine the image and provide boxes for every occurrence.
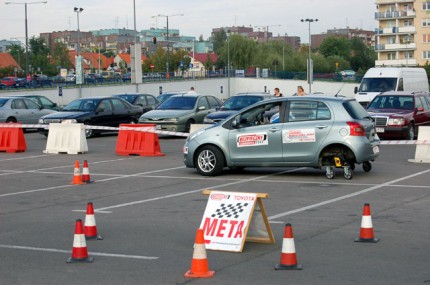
[44,119,62,124]
[372,116,388,126]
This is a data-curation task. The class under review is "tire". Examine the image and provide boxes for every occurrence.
[407,123,415,140]
[362,161,372,172]
[195,145,225,176]
[185,119,194,133]
[6,117,17,123]
[343,167,353,180]
[84,122,94,138]
[325,166,335,179]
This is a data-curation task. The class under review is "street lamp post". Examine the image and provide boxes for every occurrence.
[5,1,47,79]
[152,14,184,77]
[227,30,231,98]
[74,7,83,85]
[301,18,318,94]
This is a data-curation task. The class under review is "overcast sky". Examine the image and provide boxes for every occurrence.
[1,0,376,44]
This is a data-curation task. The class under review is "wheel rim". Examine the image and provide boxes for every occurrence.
[85,128,93,138]
[198,149,216,173]
[408,126,414,140]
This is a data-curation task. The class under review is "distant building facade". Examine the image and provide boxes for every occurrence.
[374,0,429,67]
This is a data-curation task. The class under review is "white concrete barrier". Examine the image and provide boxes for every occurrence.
[408,126,430,163]
[189,124,207,134]
[43,122,88,154]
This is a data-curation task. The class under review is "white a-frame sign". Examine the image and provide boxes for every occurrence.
[200,190,275,252]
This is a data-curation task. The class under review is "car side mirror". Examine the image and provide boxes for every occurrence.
[354,86,358,94]
[96,107,104,113]
[52,103,57,107]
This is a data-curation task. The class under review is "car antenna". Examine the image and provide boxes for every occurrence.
[335,83,345,97]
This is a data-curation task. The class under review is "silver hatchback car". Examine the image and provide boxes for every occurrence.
[183,95,380,179]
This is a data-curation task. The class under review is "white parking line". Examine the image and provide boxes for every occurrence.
[0,244,158,260]
[267,168,430,220]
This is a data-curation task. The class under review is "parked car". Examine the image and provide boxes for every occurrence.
[1,77,18,87]
[112,93,159,113]
[183,95,380,179]
[139,94,222,132]
[156,91,187,104]
[21,95,62,111]
[38,96,144,138]
[14,78,27,88]
[0,96,57,126]
[203,92,275,124]
[366,91,430,140]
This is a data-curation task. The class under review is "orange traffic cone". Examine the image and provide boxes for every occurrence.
[355,203,379,243]
[84,202,103,240]
[82,160,93,183]
[71,160,83,185]
[184,228,215,278]
[275,223,303,270]
[67,219,94,263]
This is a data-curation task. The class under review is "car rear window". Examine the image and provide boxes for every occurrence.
[343,100,369,119]
[0,98,7,107]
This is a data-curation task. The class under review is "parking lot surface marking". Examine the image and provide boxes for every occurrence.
[0,245,158,260]
[268,168,430,220]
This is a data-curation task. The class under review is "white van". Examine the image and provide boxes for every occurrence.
[354,67,429,106]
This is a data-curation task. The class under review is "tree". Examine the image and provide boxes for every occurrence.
[349,37,376,73]
[28,36,50,74]
[9,44,25,71]
[212,30,227,54]
[319,36,351,60]
[51,42,72,71]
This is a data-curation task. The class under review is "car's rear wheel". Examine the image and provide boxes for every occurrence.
[195,145,225,176]
[407,123,415,140]
[362,161,372,172]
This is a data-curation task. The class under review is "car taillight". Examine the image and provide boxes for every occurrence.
[347,122,365,136]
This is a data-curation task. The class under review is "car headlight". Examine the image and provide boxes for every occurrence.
[203,117,214,124]
[38,118,44,124]
[62,119,78,123]
[387,118,405,126]
[165,117,179,122]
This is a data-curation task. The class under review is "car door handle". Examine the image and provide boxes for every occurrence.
[269,127,280,133]
[315,125,328,129]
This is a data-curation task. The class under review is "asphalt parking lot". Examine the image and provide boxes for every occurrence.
[1,132,430,284]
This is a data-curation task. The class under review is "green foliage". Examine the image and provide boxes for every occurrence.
[319,36,351,60]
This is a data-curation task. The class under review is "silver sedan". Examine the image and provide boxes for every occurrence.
[0,96,57,124]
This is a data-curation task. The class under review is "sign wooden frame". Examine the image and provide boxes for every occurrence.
[201,190,275,252]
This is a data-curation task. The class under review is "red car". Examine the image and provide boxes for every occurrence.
[0,77,18,87]
[366,91,430,140]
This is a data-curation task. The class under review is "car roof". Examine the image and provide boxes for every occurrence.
[234,92,272,96]
[378,91,429,97]
[113,93,154,96]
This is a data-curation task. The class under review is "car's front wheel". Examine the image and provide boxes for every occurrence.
[84,122,94,138]
[407,123,415,140]
[195,145,225,176]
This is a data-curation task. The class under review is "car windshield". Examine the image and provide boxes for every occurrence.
[63,99,99,111]
[343,100,372,120]
[367,95,414,110]
[157,96,197,110]
[115,95,134,104]
[358,78,397,92]
[220,96,262,111]
[0,98,8,107]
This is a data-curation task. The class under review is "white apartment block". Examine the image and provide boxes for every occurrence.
[375,0,430,66]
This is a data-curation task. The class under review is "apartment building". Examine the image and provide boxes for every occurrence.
[375,0,430,66]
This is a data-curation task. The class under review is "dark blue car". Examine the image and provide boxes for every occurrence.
[203,93,275,124]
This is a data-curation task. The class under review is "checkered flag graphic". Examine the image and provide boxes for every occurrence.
[211,203,249,219]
